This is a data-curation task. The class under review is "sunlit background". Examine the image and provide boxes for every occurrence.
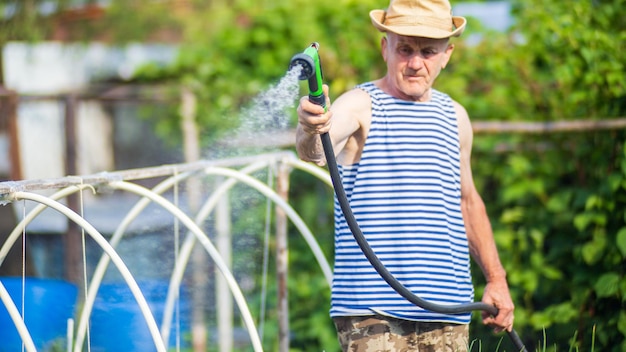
[0,1,624,351]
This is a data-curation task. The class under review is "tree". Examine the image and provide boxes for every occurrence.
[0,0,68,84]
[433,1,626,350]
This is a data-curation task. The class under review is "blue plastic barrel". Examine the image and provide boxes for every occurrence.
[0,277,78,352]
[89,280,190,352]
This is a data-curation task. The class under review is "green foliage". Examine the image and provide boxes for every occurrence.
[0,0,68,43]
[510,0,626,118]
[108,0,626,350]
[287,170,336,351]
[438,0,625,121]
[0,0,74,83]
[469,130,626,351]
[129,0,384,147]
[450,1,626,350]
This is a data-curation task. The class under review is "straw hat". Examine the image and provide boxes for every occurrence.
[370,0,466,38]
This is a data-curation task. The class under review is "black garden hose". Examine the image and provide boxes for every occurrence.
[319,132,528,352]
[289,42,527,351]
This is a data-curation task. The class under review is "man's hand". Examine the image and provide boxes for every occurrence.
[297,84,332,135]
[295,85,333,165]
[481,278,515,333]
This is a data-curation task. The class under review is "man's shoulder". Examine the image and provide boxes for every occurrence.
[336,85,372,109]
[432,89,467,116]
[431,88,454,102]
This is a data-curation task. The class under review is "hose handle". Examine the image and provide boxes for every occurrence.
[308,91,326,108]
[304,42,325,109]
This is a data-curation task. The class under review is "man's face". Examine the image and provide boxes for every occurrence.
[382,33,454,101]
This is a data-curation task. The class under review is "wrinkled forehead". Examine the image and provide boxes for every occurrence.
[388,33,450,47]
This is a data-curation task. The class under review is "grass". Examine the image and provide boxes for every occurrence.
[467,325,597,352]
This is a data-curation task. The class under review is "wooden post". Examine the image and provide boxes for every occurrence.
[276,161,291,352]
[1,87,23,181]
[180,87,212,352]
[0,87,33,277]
[63,94,83,287]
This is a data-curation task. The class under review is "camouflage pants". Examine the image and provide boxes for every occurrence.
[333,315,469,352]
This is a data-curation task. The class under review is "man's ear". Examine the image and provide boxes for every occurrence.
[381,35,388,62]
[441,43,455,69]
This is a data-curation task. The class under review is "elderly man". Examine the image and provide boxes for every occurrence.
[295,0,515,350]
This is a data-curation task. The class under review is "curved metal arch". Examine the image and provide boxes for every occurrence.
[0,177,202,352]
[160,164,333,343]
[72,171,194,352]
[0,155,335,352]
[0,280,37,352]
[75,160,271,350]
[203,166,332,282]
[0,185,94,267]
[285,158,333,188]
[159,161,272,343]
[9,191,168,352]
[102,180,264,352]
[0,185,100,352]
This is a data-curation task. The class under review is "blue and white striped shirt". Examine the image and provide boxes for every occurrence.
[330,82,473,324]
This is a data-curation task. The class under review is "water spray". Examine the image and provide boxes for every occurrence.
[290,42,528,352]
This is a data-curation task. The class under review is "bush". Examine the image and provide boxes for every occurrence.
[128,0,626,350]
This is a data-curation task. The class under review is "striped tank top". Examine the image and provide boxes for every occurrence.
[330,82,473,324]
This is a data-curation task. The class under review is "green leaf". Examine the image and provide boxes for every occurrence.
[574,212,607,231]
[585,195,603,210]
[594,272,621,298]
[528,302,578,328]
[617,227,626,257]
[582,234,607,265]
[500,207,524,224]
[574,213,592,231]
[619,311,626,337]
[546,191,572,213]
[542,266,563,280]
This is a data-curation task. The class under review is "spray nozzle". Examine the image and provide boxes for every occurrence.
[289,42,326,109]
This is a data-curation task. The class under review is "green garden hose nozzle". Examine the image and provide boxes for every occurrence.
[289,42,326,109]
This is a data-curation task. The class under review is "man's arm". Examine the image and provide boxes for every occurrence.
[296,85,369,166]
[295,95,330,165]
[454,101,515,333]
